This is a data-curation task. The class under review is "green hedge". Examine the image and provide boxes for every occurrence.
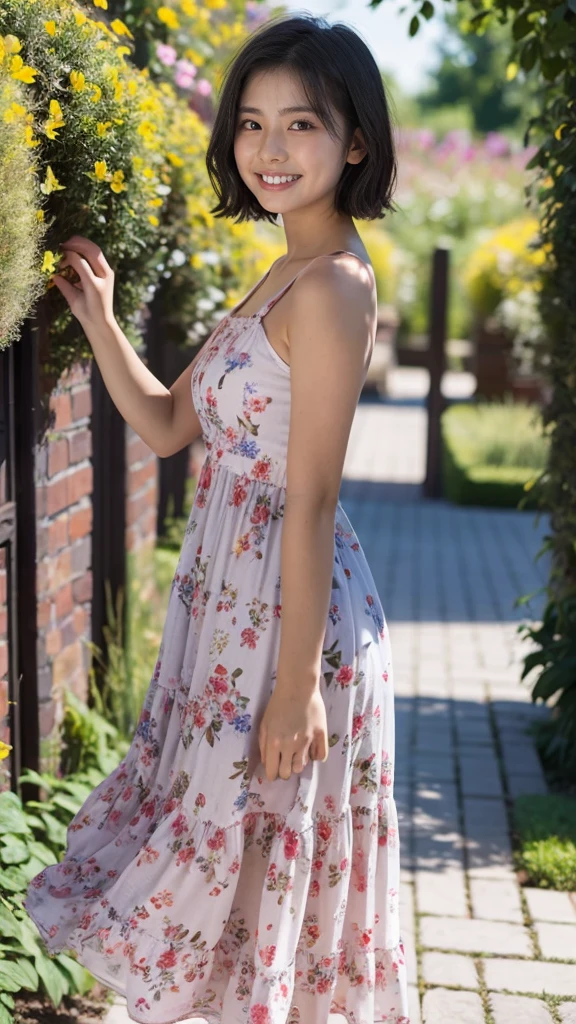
[441,401,547,508]
[512,793,576,891]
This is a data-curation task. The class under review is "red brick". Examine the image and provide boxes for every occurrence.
[38,701,55,739]
[46,629,62,657]
[72,571,92,603]
[37,598,52,629]
[48,438,69,477]
[73,605,86,636]
[69,428,92,464]
[47,550,72,593]
[47,515,68,555]
[71,537,90,576]
[127,435,154,463]
[68,465,92,504]
[46,476,68,516]
[52,641,83,689]
[0,644,7,681]
[0,678,7,718]
[126,491,150,526]
[71,386,91,421]
[50,393,72,430]
[0,570,5,605]
[0,608,7,638]
[55,583,73,619]
[69,505,92,541]
[129,460,158,494]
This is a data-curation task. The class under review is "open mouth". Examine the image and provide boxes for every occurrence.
[256,173,302,189]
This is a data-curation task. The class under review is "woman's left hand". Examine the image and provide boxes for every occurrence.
[258,684,328,782]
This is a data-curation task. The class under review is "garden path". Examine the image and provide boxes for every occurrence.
[104,368,576,1024]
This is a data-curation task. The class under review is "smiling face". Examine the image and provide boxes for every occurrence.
[233,67,366,219]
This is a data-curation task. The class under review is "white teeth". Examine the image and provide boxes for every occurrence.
[261,174,299,184]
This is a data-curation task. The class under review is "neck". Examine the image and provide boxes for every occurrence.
[280,204,358,262]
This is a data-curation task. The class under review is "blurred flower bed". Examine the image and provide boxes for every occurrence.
[380,126,541,347]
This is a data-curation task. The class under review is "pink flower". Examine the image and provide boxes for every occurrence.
[207,827,226,850]
[156,43,177,66]
[250,1005,271,1024]
[196,78,212,97]
[195,792,206,807]
[336,665,354,687]
[283,828,300,860]
[259,944,276,966]
[176,58,197,78]
[171,813,188,837]
[156,948,177,970]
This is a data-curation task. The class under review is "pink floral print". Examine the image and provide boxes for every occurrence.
[24,253,410,1024]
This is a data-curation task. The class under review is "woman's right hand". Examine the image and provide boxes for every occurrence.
[51,236,117,330]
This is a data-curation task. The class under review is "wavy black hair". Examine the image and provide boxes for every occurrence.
[205,12,398,224]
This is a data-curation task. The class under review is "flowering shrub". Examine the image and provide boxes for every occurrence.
[462,216,549,374]
[387,127,539,339]
[0,56,46,349]
[0,0,269,376]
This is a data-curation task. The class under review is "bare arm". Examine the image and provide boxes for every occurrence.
[276,254,376,693]
[53,235,205,458]
[84,317,204,458]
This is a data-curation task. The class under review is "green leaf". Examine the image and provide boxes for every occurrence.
[55,953,94,995]
[52,794,82,815]
[35,953,69,1007]
[0,865,29,893]
[520,37,540,72]
[0,961,25,992]
[0,992,14,1009]
[39,813,67,847]
[0,1002,12,1024]
[0,838,30,865]
[26,841,58,867]
[0,794,29,836]
[420,0,434,18]
[0,903,25,940]
[19,769,56,793]
[409,14,420,36]
[10,958,38,990]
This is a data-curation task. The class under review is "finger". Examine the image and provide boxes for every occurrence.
[59,250,98,288]
[259,726,267,765]
[291,750,307,774]
[50,273,83,306]
[265,741,280,783]
[59,237,111,279]
[278,748,294,781]
[315,734,328,762]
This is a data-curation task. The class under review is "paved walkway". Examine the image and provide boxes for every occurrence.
[105,370,576,1024]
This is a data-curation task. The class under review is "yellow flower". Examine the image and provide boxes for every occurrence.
[94,160,108,179]
[114,80,124,102]
[116,45,131,57]
[24,123,40,147]
[73,9,87,25]
[205,0,226,8]
[44,98,65,139]
[167,151,184,167]
[4,35,22,54]
[3,101,26,123]
[110,169,127,193]
[190,253,203,269]
[181,0,198,15]
[148,214,159,226]
[70,69,86,91]
[185,47,204,66]
[157,6,179,29]
[96,120,113,136]
[89,83,102,102]
[554,124,567,141]
[37,209,45,221]
[148,197,163,207]
[0,741,12,761]
[137,119,158,141]
[10,54,39,83]
[40,166,66,194]
[41,250,58,274]
[44,20,56,36]
[110,18,134,38]
[93,0,108,8]
[506,62,518,81]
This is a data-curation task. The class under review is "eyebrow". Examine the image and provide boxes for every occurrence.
[237,105,317,116]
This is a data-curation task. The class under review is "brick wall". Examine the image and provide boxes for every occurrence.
[125,426,158,555]
[36,362,94,773]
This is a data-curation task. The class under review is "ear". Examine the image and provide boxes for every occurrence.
[346,127,367,166]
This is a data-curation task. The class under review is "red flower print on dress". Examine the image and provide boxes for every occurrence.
[252,457,272,481]
[335,664,354,688]
[250,1006,271,1024]
[283,828,300,859]
[156,948,177,970]
[150,890,174,910]
[259,944,276,966]
[240,626,259,649]
[195,792,206,807]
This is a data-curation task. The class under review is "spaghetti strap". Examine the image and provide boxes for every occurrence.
[229,249,371,321]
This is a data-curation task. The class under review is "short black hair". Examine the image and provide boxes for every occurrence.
[205,12,398,224]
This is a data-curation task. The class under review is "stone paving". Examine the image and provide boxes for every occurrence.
[104,370,576,1024]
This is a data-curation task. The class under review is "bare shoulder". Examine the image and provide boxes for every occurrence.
[288,251,376,336]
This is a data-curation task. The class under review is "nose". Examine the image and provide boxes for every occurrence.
[257,125,289,164]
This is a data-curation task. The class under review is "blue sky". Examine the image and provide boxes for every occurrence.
[283,0,448,96]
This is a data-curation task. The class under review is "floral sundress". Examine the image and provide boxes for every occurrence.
[24,250,411,1024]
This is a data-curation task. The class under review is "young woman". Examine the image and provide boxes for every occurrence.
[25,13,410,1024]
